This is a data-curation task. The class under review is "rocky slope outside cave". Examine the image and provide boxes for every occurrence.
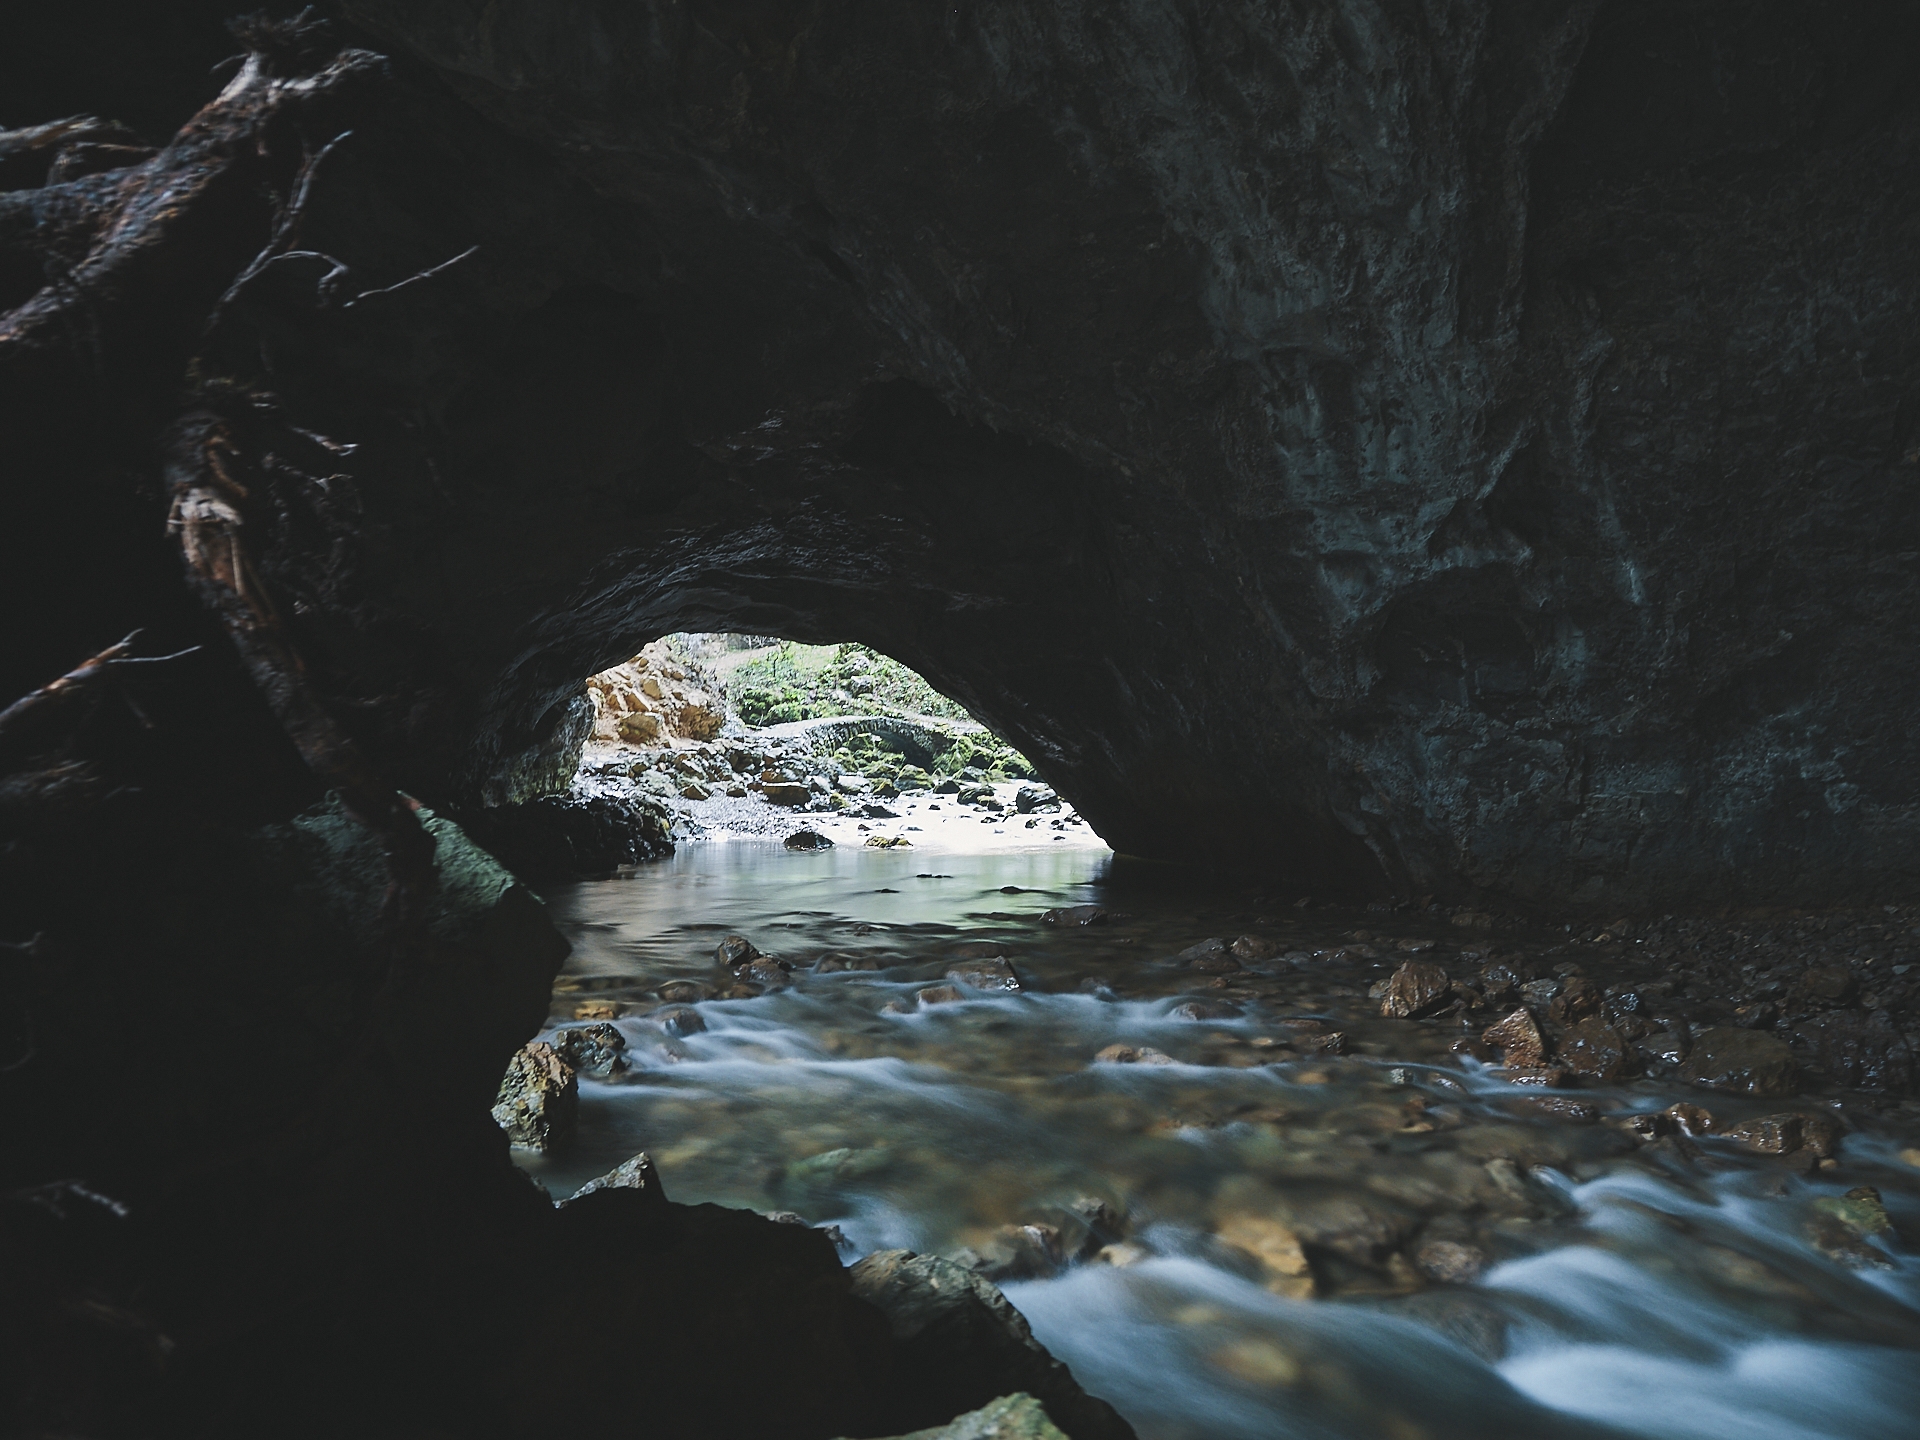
[487,635,1097,873]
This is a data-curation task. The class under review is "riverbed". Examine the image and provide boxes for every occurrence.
[518,840,1920,1440]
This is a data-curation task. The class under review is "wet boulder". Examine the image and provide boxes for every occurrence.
[1558,1019,1627,1082]
[1722,1111,1845,1160]
[1379,961,1452,1019]
[491,1041,578,1150]
[947,957,1023,992]
[1481,1008,1547,1067]
[1176,938,1241,973]
[656,1005,706,1037]
[550,1022,627,1076]
[848,1250,1137,1440]
[1042,905,1108,927]
[715,935,760,968]
[785,830,834,850]
[1792,1011,1915,1091]
[763,782,812,806]
[1680,1027,1799,1097]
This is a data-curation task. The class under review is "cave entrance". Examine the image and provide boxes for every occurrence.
[577,632,1095,847]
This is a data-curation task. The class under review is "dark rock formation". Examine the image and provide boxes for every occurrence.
[3,5,1920,1434]
[6,3,1918,907]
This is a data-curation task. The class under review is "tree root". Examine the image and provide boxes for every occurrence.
[165,410,437,928]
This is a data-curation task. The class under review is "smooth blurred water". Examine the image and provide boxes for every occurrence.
[521,840,1920,1440]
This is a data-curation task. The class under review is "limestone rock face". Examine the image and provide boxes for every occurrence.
[587,641,726,746]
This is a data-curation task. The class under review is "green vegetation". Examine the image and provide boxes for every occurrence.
[728,642,972,727]
[715,639,1035,781]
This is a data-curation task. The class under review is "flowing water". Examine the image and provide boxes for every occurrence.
[519,840,1920,1440]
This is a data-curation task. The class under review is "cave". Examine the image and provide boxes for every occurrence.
[4,4,1919,1438]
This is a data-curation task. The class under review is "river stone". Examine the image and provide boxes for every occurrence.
[1411,1239,1489,1284]
[785,829,835,850]
[848,1250,1137,1440]
[1481,1008,1547,1067]
[1042,905,1108,927]
[947,957,1023,992]
[1559,1019,1627,1082]
[550,1022,627,1075]
[656,1005,706,1037]
[1214,1214,1314,1298]
[763,782,812,806]
[1548,977,1603,1025]
[1681,1028,1799,1097]
[561,1150,668,1209]
[917,984,965,1006]
[1379,961,1451,1019]
[715,935,759,969]
[491,1041,577,1150]
[1723,1111,1845,1160]
[1177,938,1241,973]
[1791,1011,1916,1091]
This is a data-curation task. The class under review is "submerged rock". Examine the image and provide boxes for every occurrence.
[1681,1028,1799,1097]
[947,957,1023,992]
[492,1041,578,1150]
[849,1250,1137,1440]
[1481,1007,1547,1067]
[1214,1214,1314,1298]
[550,1022,627,1076]
[1042,906,1108,927]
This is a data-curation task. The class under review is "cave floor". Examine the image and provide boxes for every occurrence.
[516,844,1920,1440]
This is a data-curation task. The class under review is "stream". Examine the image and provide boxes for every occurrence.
[517,840,1920,1440]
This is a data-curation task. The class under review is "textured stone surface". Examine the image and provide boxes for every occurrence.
[10,6,1916,905]
[850,1249,1137,1440]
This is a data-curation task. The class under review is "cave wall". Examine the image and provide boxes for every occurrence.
[6,1,1920,915]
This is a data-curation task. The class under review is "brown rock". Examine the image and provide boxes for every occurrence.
[658,979,713,1003]
[1559,1019,1627,1082]
[1723,1110,1845,1160]
[1548,976,1602,1025]
[1482,1007,1546,1067]
[744,956,793,988]
[1512,1095,1599,1124]
[715,935,760,969]
[1042,905,1108,926]
[1800,964,1857,1003]
[491,1042,578,1151]
[1178,938,1243,973]
[1231,935,1279,962]
[1664,1102,1715,1135]
[916,984,965,1006]
[656,1005,706,1037]
[762,782,812,805]
[551,1022,627,1075]
[1215,1215,1314,1298]
[1379,960,1452,1019]
[1412,1239,1488,1284]
[947,957,1024,992]
[1680,1027,1799,1097]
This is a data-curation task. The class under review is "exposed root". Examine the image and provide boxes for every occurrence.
[165,411,437,926]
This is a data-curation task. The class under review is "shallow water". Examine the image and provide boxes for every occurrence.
[522,840,1920,1440]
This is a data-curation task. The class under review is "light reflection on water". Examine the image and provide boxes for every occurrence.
[521,840,1920,1440]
